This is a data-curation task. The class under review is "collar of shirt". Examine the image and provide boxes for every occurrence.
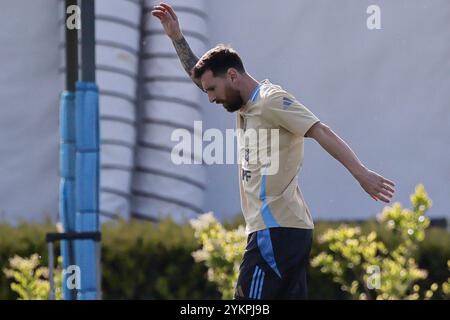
[239,79,270,115]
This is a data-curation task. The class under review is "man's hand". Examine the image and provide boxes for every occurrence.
[355,168,396,203]
[150,2,203,90]
[151,3,182,40]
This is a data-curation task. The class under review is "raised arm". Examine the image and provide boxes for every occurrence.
[151,3,204,90]
[305,122,396,203]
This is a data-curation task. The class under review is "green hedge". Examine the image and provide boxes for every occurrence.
[0,219,448,299]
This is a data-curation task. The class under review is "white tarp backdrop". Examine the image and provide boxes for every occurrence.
[0,1,60,223]
[0,0,448,224]
[132,0,208,222]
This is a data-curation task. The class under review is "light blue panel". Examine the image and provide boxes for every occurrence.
[76,81,99,150]
[75,211,98,232]
[74,81,100,300]
[59,91,77,300]
[59,178,76,229]
[259,175,280,229]
[74,239,97,291]
[77,290,97,300]
[75,152,99,211]
[60,143,76,178]
[60,91,76,142]
[257,229,282,278]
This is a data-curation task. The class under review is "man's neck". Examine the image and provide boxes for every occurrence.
[239,74,260,111]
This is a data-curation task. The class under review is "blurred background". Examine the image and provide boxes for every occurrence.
[0,0,449,225]
[0,0,448,300]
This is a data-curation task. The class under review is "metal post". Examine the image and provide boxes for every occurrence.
[81,0,95,82]
[62,0,79,301]
[76,0,100,300]
[96,242,102,300]
[65,0,79,91]
[48,242,55,300]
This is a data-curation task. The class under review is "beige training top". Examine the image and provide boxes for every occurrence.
[237,79,320,235]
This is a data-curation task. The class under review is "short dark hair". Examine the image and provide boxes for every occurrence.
[192,44,245,79]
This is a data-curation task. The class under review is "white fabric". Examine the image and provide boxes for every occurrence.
[93,0,141,220]
[132,0,208,220]
[0,0,60,223]
[143,100,202,124]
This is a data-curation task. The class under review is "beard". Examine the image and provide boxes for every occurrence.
[222,85,244,112]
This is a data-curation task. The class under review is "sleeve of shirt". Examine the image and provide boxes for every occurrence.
[261,89,320,137]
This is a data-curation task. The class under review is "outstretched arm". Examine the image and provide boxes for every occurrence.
[305,122,396,203]
[151,3,203,90]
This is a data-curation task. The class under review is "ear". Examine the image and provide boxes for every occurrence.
[227,68,238,82]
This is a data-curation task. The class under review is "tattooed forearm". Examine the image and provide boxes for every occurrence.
[172,36,197,76]
[172,36,203,90]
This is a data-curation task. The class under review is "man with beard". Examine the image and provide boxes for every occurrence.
[151,3,396,299]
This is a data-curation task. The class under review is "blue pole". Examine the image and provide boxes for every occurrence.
[75,81,100,300]
[59,91,76,300]
[59,0,79,300]
[74,0,100,300]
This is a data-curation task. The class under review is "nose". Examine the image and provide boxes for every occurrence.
[207,93,217,103]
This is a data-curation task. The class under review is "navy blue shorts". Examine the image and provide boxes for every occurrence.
[234,227,313,300]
